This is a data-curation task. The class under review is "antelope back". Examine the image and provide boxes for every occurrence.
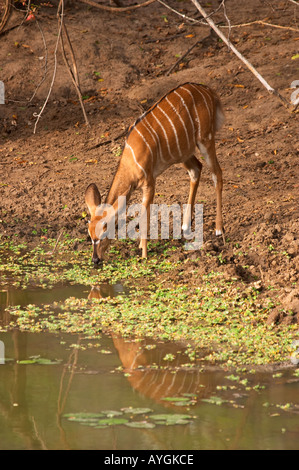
[124,83,224,178]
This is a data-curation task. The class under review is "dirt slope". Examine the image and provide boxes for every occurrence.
[0,0,298,322]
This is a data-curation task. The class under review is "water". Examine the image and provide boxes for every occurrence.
[0,285,298,450]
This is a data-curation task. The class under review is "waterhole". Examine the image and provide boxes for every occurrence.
[0,283,298,450]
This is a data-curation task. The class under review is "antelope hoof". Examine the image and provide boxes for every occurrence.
[215,225,225,236]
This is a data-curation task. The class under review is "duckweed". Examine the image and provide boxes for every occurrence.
[1,236,298,367]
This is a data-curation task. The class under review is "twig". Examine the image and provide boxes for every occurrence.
[78,0,156,12]
[156,0,221,25]
[221,0,231,43]
[0,0,33,36]
[0,0,11,33]
[33,0,89,131]
[156,0,299,33]
[166,31,215,76]
[222,19,299,32]
[58,3,90,127]
[47,228,64,255]
[27,16,48,103]
[190,0,292,111]
[166,40,199,75]
[88,128,128,150]
[33,1,63,133]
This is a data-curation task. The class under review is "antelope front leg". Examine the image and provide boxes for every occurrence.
[139,182,155,258]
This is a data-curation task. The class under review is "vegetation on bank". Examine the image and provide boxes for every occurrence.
[0,235,298,367]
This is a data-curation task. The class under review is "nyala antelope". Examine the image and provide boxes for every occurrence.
[85,82,225,265]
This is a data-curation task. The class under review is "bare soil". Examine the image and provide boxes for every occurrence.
[0,0,298,323]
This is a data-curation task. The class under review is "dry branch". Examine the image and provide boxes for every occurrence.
[166,30,216,76]
[33,2,63,132]
[78,0,156,12]
[33,0,90,132]
[0,0,11,33]
[58,3,90,127]
[190,0,293,111]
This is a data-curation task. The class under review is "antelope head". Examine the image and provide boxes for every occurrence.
[85,183,112,266]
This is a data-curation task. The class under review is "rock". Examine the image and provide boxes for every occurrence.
[264,211,273,222]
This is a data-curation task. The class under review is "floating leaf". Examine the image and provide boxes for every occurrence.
[121,407,153,415]
[201,396,227,405]
[35,358,61,365]
[161,396,194,406]
[101,410,123,418]
[17,359,36,364]
[150,413,193,425]
[125,421,155,429]
[161,397,190,402]
[97,418,129,426]
[17,357,61,365]
[64,412,105,422]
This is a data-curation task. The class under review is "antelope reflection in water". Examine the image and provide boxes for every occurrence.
[88,285,221,408]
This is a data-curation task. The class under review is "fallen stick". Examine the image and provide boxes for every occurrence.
[166,30,216,76]
[58,10,90,127]
[190,0,293,111]
[78,0,156,12]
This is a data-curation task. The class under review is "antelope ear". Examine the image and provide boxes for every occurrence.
[85,183,101,218]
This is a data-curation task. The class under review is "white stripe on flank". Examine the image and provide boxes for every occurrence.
[151,110,175,160]
[174,89,196,144]
[188,83,212,122]
[181,86,201,141]
[143,117,164,162]
[157,104,182,156]
[134,126,154,158]
[126,142,147,179]
[166,96,190,149]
